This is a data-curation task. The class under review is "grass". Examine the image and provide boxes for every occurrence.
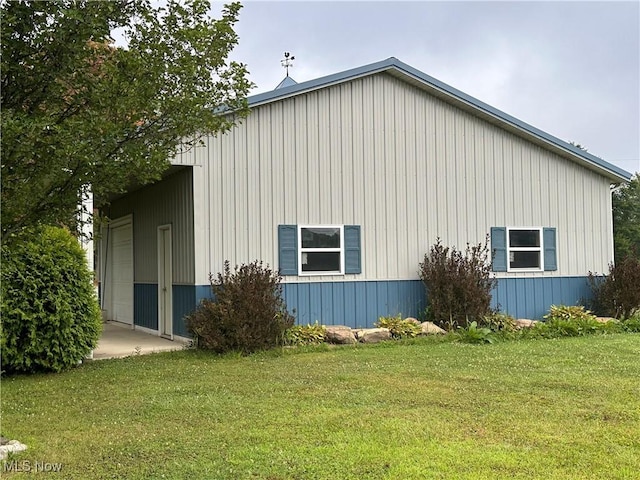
[1,335,639,479]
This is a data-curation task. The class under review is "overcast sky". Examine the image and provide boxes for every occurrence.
[222,1,639,175]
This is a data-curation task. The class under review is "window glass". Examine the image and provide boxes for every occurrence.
[301,252,341,272]
[509,230,540,247]
[301,228,341,249]
[509,251,540,269]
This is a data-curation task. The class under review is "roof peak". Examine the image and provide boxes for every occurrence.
[274,75,298,90]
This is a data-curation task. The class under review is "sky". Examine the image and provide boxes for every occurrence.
[219,1,640,175]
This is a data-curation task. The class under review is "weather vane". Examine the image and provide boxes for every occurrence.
[281,52,295,77]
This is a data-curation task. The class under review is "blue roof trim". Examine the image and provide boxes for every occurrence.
[248,57,632,182]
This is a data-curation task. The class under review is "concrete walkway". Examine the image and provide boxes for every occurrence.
[92,321,188,360]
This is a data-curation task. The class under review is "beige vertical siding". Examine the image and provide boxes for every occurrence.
[107,168,194,284]
[181,73,613,284]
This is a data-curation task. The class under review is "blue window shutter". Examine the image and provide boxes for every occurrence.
[543,227,557,271]
[344,225,361,274]
[491,227,507,272]
[278,225,298,275]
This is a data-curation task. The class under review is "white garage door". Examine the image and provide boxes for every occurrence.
[110,222,134,325]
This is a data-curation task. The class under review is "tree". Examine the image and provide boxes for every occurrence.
[613,173,640,261]
[1,0,252,242]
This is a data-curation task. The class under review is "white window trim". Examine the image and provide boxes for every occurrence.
[506,227,544,272]
[298,225,345,276]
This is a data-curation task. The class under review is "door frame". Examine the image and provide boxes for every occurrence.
[157,224,173,339]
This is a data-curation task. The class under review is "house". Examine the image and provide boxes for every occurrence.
[98,57,632,339]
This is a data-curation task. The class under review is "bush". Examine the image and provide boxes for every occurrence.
[186,260,295,354]
[525,318,620,339]
[284,322,327,346]
[588,255,640,318]
[419,237,497,330]
[621,309,640,333]
[517,304,621,339]
[1,226,102,373]
[481,312,517,332]
[375,314,422,339]
[543,305,597,322]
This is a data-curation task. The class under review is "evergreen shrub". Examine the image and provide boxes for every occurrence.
[1,226,102,373]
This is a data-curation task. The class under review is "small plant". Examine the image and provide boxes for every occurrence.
[481,312,517,332]
[531,305,613,338]
[527,319,588,338]
[419,236,497,330]
[543,305,597,322]
[455,321,495,344]
[375,314,422,339]
[621,309,640,333]
[284,322,327,346]
[588,255,640,318]
[520,305,624,339]
[186,260,295,354]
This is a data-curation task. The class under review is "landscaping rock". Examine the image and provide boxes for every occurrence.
[324,326,357,344]
[404,317,420,325]
[515,319,537,329]
[420,322,446,335]
[358,328,392,343]
[595,317,617,323]
[0,440,27,460]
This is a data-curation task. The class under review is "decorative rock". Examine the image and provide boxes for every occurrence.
[596,317,617,323]
[0,440,28,460]
[324,326,357,344]
[358,328,392,343]
[515,319,537,329]
[420,322,446,335]
[404,317,420,325]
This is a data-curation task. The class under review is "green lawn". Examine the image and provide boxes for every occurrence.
[2,335,639,479]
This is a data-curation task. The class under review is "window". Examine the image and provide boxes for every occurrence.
[507,228,542,271]
[278,225,361,276]
[490,227,557,272]
[299,226,343,274]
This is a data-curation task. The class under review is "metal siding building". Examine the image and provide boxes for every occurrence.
[99,167,195,336]
[100,57,631,334]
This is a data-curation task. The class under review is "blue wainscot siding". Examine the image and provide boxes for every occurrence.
[172,285,213,338]
[137,277,592,333]
[283,281,425,328]
[493,276,592,320]
[134,283,158,330]
[133,284,212,338]
[281,277,593,328]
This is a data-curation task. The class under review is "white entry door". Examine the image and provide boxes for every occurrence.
[158,225,173,338]
[110,220,134,325]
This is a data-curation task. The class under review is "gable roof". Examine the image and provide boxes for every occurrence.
[274,75,298,89]
[248,57,631,182]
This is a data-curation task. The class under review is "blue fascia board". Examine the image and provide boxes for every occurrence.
[247,57,632,182]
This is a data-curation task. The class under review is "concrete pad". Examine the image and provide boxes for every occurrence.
[92,321,188,360]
